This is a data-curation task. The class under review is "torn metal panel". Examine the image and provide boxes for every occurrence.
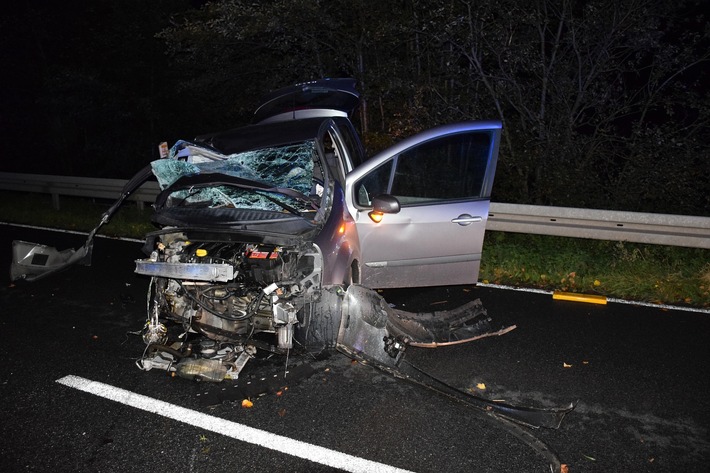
[10,240,91,282]
[337,285,405,373]
[10,164,154,281]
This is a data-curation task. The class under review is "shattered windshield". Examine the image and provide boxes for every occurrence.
[151,141,317,212]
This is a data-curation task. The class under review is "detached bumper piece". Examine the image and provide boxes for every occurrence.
[11,240,93,282]
[336,285,575,473]
[387,298,517,347]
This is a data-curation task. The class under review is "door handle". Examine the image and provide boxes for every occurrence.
[451,214,482,226]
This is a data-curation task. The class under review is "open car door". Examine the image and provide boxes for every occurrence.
[345,121,501,289]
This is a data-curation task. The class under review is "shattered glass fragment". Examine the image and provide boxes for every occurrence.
[151,141,316,212]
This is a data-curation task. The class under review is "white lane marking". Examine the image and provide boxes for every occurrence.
[56,375,415,473]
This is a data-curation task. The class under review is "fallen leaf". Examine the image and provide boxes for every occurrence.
[276,390,283,397]
[476,383,487,390]
[92,335,99,340]
[593,279,601,287]
[560,464,569,473]
[278,408,287,417]
[582,360,589,365]
[563,362,572,368]
[241,399,254,408]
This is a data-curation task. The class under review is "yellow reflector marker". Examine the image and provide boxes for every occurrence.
[368,211,384,223]
[195,249,208,257]
[553,291,607,305]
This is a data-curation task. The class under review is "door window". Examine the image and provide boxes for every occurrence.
[355,131,493,206]
[355,161,393,206]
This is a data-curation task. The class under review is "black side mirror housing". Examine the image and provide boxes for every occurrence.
[371,194,401,214]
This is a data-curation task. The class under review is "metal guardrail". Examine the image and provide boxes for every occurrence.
[487,203,710,249]
[0,172,161,211]
[1,172,709,249]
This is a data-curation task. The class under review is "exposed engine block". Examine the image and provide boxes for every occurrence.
[136,233,322,351]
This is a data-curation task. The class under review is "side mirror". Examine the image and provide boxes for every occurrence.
[368,194,400,223]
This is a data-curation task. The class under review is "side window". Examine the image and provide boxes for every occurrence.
[390,132,491,204]
[336,120,365,169]
[355,160,393,206]
[323,129,346,184]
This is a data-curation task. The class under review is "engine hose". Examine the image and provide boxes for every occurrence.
[176,280,253,321]
[246,290,266,318]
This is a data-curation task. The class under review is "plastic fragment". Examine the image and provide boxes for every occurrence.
[242,399,254,408]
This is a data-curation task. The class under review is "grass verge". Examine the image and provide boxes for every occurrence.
[480,231,709,308]
[0,191,154,240]
[2,191,708,308]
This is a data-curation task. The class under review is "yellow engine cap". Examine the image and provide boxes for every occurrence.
[195,249,208,257]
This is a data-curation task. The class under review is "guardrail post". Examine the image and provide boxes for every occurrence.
[51,193,60,210]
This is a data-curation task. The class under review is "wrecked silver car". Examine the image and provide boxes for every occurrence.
[133,85,509,380]
[11,80,573,469]
[13,79,508,375]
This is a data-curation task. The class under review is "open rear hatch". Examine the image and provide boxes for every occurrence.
[253,78,359,124]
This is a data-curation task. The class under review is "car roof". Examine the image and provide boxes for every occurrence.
[195,117,329,155]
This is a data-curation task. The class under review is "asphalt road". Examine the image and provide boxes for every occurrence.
[0,224,708,473]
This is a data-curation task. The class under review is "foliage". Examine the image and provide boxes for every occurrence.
[1,0,708,215]
[156,0,710,215]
